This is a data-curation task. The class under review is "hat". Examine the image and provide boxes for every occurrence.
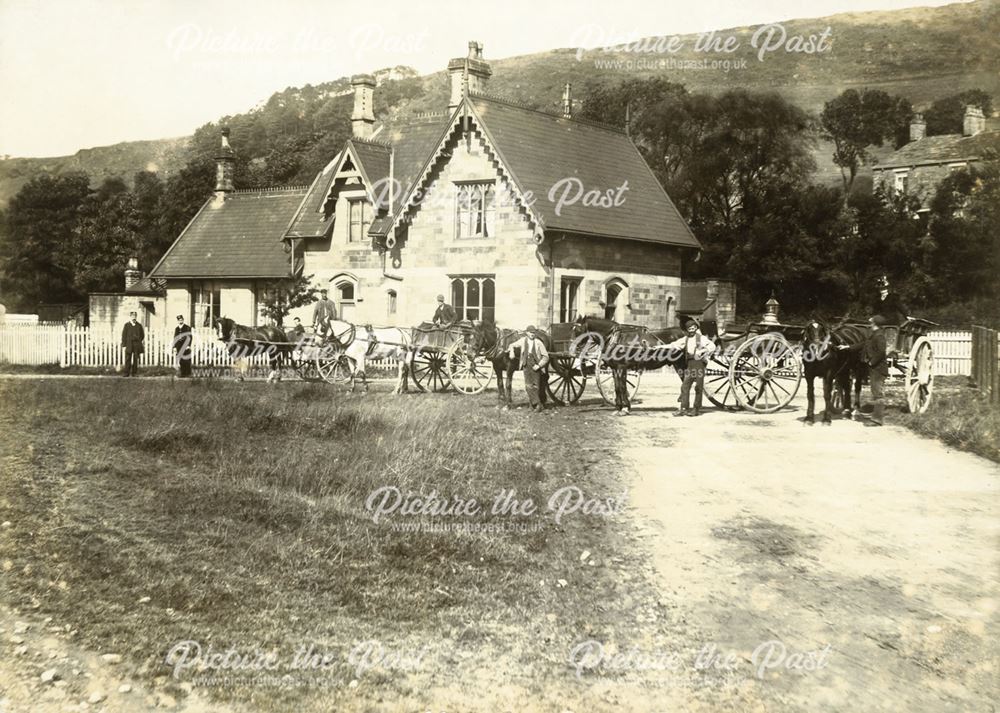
[320,288,328,294]
[436,294,445,302]
[525,325,538,334]
[681,315,700,329]
[869,315,887,326]
[176,314,184,320]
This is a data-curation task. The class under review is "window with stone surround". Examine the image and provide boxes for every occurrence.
[348,198,371,243]
[560,277,582,322]
[455,182,496,239]
[451,276,495,322]
[892,170,909,195]
[193,281,221,328]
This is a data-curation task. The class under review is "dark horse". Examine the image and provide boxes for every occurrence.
[801,319,867,424]
[214,317,300,382]
[468,321,552,408]
[572,316,687,415]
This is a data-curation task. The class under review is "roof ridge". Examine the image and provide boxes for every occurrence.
[230,185,310,194]
[468,91,626,134]
[350,137,393,149]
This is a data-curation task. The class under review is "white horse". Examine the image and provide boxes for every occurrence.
[327,319,411,393]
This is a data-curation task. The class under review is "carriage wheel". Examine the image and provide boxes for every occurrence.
[729,334,803,414]
[705,350,739,410]
[410,348,452,392]
[446,341,490,395]
[316,348,354,385]
[904,336,934,414]
[293,357,321,382]
[594,353,641,406]
[546,354,586,405]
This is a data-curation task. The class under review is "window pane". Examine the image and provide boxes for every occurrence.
[468,278,481,312]
[339,283,354,301]
[482,278,494,323]
[452,279,464,312]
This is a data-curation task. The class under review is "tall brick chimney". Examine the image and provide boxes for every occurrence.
[351,74,376,140]
[909,113,926,142]
[562,83,573,119]
[448,41,491,111]
[214,128,235,197]
[124,257,142,290]
[963,105,985,137]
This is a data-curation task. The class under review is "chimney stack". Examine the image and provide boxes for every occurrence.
[124,257,142,290]
[909,113,926,142]
[214,128,235,197]
[562,83,572,119]
[963,105,985,137]
[448,41,492,111]
[351,74,376,140]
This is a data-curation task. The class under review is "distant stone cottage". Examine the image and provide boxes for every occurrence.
[147,42,709,331]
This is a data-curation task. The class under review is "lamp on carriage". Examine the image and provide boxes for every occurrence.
[762,293,780,325]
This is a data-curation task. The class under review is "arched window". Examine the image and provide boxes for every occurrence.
[332,276,357,319]
[603,278,628,321]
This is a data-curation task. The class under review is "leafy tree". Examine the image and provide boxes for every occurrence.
[257,273,318,327]
[924,89,993,136]
[0,172,91,308]
[157,159,215,247]
[820,89,912,196]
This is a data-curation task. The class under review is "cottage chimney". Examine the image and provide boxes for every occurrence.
[214,128,235,197]
[351,74,376,140]
[124,257,142,290]
[562,83,572,119]
[909,113,926,142]
[448,41,492,111]
[963,105,985,137]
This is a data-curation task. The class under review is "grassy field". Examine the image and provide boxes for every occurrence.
[892,382,1000,463]
[0,379,675,710]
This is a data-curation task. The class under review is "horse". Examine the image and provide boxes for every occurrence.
[214,317,300,382]
[327,319,411,393]
[468,321,553,409]
[801,319,867,425]
[571,316,688,415]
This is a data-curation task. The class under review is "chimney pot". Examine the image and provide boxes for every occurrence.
[351,74,376,140]
[448,41,491,111]
[124,258,143,290]
[214,127,235,194]
[963,105,985,137]
[562,83,572,119]
[909,113,926,142]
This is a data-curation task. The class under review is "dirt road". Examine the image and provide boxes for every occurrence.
[618,374,999,710]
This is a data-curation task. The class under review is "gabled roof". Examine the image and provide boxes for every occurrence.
[283,154,341,240]
[876,131,1000,169]
[150,187,307,279]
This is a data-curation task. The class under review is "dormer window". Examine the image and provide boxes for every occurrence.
[455,182,495,239]
[348,198,371,243]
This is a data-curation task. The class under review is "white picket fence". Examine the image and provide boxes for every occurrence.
[0,324,987,376]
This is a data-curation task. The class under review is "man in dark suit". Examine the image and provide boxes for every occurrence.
[121,311,145,377]
[863,315,889,426]
[432,294,458,326]
[173,314,193,377]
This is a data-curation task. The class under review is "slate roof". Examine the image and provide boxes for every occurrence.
[151,188,306,278]
[876,131,1000,169]
[125,277,165,295]
[466,95,700,248]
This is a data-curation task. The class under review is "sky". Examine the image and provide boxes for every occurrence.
[0,0,970,157]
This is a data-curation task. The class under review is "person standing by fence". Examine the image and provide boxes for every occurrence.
[173,314,193,378]
[121,312,145,377]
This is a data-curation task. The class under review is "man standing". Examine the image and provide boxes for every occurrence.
[172,314,193,378]
[863,315,889,427]
[432,294,458,327]
[666,317,716,417]
[312,288,337,337]
[510,325,549,413]
[121,311,145,377]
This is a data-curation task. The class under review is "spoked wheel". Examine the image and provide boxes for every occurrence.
[904,336,934,414]
[446,341,490,395]
[546,354,586,405]
[410,348,452,392]
[293,357,321,382]
[594,353,641,406]
[729,334,803,413]
[705,349,739,410]
[316,345,355,385]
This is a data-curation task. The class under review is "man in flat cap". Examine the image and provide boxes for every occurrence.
[509,325,550,412]
[312,288,337,337]
[665,316,716,417]
[432,294,457,327]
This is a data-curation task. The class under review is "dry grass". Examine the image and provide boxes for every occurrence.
[892,384,1000,463]
[0,379,666,709]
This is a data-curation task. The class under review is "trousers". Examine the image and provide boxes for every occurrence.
[679,358,707,411]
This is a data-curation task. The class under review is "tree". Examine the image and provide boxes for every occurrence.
[820,89,912,196]
[257,272,318,327]
[924,89,993,136]
[0,172,91,308]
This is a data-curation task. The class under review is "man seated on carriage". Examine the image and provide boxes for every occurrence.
[870,276,909,355]
[432,294,458,328]
[664,316,716,417]
[312,288,338,337]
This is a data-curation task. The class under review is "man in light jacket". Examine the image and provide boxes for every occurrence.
[509,325,550,413]
[666,317,716,417]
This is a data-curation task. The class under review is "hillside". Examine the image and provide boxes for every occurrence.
[1,0,997,205]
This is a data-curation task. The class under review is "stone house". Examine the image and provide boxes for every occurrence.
[88,258,167,331]
[872,105,1000,210]
[149,42,704,331]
